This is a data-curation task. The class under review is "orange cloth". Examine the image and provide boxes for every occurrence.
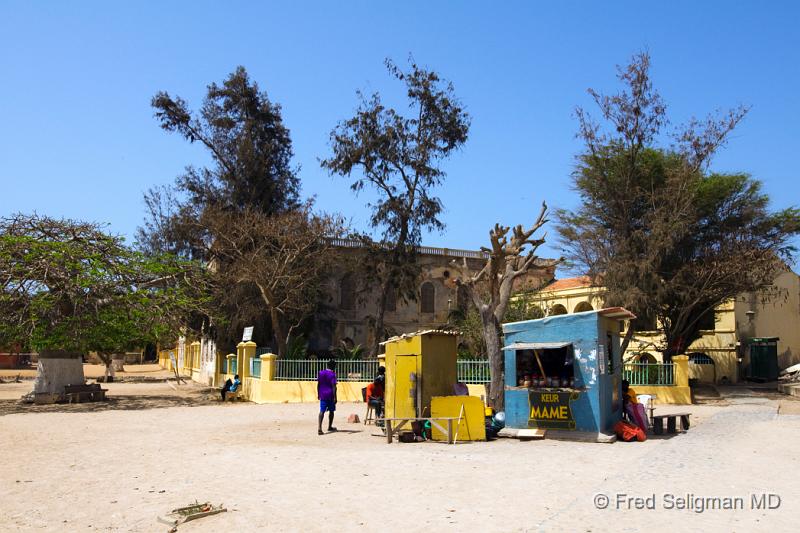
[366,382,384,402]
[625,387,639,404]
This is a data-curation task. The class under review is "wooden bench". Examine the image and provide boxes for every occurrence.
[652,412,691,435]
[222,388,242,401]
[64,384,107,403]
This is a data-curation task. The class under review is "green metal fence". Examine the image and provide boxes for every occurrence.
[273,359,380,382]
[623,362,674,386]
[262,358,492,383]
[457,359,491,384]
[251,357,261,378]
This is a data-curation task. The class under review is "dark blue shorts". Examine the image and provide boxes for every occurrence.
[320,399,336,413]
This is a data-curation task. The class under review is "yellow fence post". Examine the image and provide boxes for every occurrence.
[673,355,690,387]
[190,341,200,371]
[237,341,256,378]
[225,353,237,376]
[259,353,278,381]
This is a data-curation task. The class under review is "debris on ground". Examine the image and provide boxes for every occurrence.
[157,501,226,532]
[347,413,360,423]
[779,363,800,383]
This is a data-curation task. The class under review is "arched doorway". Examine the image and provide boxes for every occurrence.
[574,301,594,313]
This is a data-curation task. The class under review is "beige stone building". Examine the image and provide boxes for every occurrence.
[308,240,555,353]
[518,270,800,384]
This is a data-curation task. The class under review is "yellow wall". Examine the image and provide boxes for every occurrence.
[525,272,800,383]
[384,336,422,418]
[519,284,605,316]
[199,337,485,405]
[688,362,716,383]
[631,355,692,405]
[420,334,458,416]
[238,377,370,404]
[430,395,486,441]
[383,332,459,418]
[735,270,800,370]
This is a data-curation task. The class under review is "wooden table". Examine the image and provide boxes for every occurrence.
[378,417,461,444]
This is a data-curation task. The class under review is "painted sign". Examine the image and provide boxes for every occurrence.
[528,390,579,430]
[242,326,254,342]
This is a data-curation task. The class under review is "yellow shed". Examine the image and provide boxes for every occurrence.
[383,330,459,419]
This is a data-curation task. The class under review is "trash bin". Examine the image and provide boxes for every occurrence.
[748,337,779,381]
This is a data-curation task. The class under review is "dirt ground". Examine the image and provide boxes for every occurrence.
[0,363,173,381]
[2,378,799,532]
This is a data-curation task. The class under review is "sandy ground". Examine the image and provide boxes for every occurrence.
[0,363,173,381]
[2,380,799,533]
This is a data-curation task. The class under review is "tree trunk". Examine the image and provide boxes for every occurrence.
[369,278,390,358]
[95,353,115,380]
[270,307,287,358]
[479,306,504,410]
[619,324,635,360]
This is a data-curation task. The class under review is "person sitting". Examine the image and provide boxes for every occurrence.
[366,375,385,425]
[622,379,648,430]
[221,374,241,401]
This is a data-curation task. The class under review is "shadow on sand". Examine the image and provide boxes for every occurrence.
[0,389,240,417]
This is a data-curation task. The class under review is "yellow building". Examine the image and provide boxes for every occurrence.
[518,270,800,384]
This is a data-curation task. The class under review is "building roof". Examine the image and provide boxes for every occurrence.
[328,237,556,266]
[380,329,460,345]
[542,275,595,292]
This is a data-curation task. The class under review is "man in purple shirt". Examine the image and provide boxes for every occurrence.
[317,359,338,435]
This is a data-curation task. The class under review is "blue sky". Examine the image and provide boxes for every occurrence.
[1,1,798,264]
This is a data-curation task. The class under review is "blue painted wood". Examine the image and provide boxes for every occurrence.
[502,311,624,434]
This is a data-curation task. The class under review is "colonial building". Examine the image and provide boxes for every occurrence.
[308,240,555,353]
[517,270,800,384]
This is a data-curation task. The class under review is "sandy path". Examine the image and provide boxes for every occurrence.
[1,384,799,532]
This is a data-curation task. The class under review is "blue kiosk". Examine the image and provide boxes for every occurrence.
[502,307,636,442]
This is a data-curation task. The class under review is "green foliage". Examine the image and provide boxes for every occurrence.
[331,340,365,360]
[556,52,800,355]
[321,58,471,355]
[141,66,299,256]
[448,307,487,358]
[138,67,306,352]
[503,293,545,323]
[0,214,211,357]
[285,335,308,360]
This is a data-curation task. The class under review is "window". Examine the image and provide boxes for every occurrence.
[689,353,714,365]
[340,274,356,311]
[514,345,576,387]
[420,282,435,313]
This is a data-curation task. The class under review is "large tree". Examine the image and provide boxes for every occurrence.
[201,205,344,358]
[452,204,556,409]
[138,67,301,350]
[139,66,299,257]
[556,53,800,358]
[0,213,210,377]
[322,59,470,356]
